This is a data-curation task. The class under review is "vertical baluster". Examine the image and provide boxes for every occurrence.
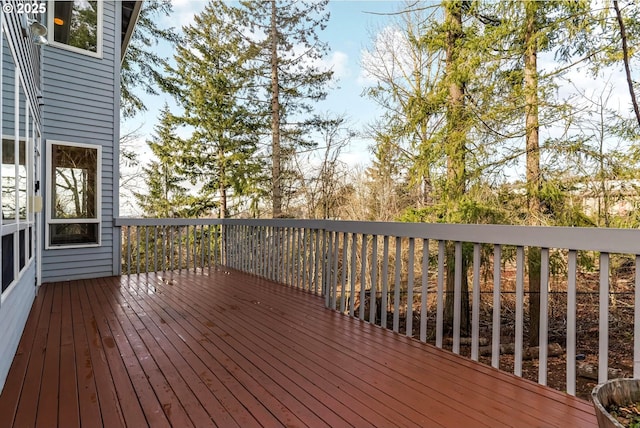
[250,225,254,274]
[320,230,327,298]
[299,228,305,289]
[538,248,550,385]
[178,227,183,271]
[126,226,132,275]
[281,227,286,283]
[145,226,149,274]
[154,226,158,273]
[332,232,339,310]
[314,230,320,294]
[169,226,174,271]
[340,232,348,313]
[635,255,640,379]
[359,234,368,321]
[268,227,272,279]
[161,226,166,272]
[294,228,300,287]
[420,239,429,342]
[515,246,525,376]
[599,252,610,384]
[453,241,462,354]
[186,225,190,270]
[293,227,297,286]
[406,238,415,337]
[136,225,141,274]
[241,225,244,271]
[471,243,481,361]
[325,231,333,307]
[200,225,205,271]
[567,250,577,395]
[301,229,307,290]
[393,237,401,333]
[370,235,378,325]
[436,240,445,348]
[382,236,389,329]
[349,233,357,317]
[292,227,297,285]
[213,225,218,266]
[492,244,502,368]
[285,228,291,285]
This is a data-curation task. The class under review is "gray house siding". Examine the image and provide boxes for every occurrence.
[41,1,121,282]
[0,9,44,393]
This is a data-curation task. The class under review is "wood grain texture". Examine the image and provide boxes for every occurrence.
[0,269,598,427]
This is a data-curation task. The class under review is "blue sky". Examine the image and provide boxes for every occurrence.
[122,1,409,166]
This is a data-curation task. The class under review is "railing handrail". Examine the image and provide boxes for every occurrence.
[115,217,640,254]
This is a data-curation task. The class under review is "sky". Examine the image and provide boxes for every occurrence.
[120,1,637,215]
[122,0,409,168]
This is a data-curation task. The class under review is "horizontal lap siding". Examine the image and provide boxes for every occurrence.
[0,5,43,394]
[41,1,120,282]
[0,264,35,391]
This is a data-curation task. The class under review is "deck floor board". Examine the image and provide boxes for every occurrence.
[0,269,598,427]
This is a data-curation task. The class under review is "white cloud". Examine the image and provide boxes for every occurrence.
[167,0,206,28]
[325,51,350,80]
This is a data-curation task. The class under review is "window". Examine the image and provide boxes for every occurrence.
[1,31,38,297]
[47,141,101,247]
[48,1,102,57]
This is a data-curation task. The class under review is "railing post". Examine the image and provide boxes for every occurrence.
[436,240,445,348]
[491,244,502,369]
[567,250,577,395]
[599,252,610,384]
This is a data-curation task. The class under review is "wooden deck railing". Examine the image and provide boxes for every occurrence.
[115,217,640,397]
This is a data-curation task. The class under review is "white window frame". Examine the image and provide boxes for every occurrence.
[45,140,102,249]
[47,0,104,59]
[1,59,38,301]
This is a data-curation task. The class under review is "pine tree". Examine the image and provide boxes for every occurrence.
[166,0,264,219]
[238,0,334,217]
[135,105,189,218]
[121,0,180,118]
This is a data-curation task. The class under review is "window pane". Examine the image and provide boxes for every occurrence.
[53,1,99,53]
[50,223,98,246]
[19,228,25,270]
[52,144,97,219]
[2,139,26,221]
[2,234,14,292]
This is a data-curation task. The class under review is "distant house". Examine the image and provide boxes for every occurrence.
[0,0,141,392]
[574,179,640,218]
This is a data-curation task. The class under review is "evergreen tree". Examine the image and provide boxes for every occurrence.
[238,0,334,217]
[135,105,189,218]
[121,0,180,118]
[166,1,264,219]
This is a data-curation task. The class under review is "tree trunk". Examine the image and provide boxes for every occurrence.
[524,0,541,347]
[442,1,469,332]
[613,0,640,129]
[270,0,282,217]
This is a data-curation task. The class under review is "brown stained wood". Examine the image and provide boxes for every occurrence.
[68,283,102,427]
[0,282,50,427]
[84,279,171,428]
[35,283,62,428]
[57,283,80,428]
[0,269,598,428]
[75,280,127,428]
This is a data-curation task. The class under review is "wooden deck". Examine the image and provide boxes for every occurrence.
[0,268,597,427]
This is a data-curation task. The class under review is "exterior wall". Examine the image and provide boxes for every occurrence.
[41,1,121,281]
[0,6,44,393]
[0,263,35,390]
